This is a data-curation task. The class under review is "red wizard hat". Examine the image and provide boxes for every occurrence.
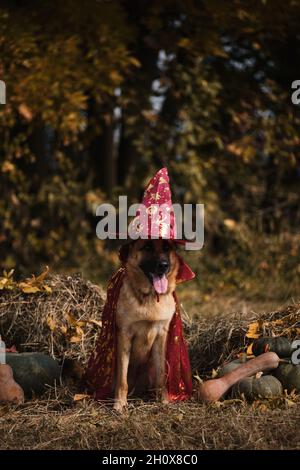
[116,168,190,243]
[128,167,179,241]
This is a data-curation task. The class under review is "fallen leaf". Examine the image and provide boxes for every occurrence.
[73,394,89,402]
[34,266,49,284]
[284,398,296,407]
[69,335,82,343]
[224,218,237,230]
[65,312,84,328]
[86,319,102,328]
[18,266,51,294]
[246,321,261,339]
[19,283,40,294]
[46,316,56,332]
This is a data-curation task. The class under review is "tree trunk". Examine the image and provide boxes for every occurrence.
[88,101,116,196]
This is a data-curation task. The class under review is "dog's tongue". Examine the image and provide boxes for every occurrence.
[151,274,168,294]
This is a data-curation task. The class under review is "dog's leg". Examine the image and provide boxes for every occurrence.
[114,331,131,413]
[151,330,169,404]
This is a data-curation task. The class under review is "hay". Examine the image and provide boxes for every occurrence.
[187,303,300,376]
[0,274,105,365]
[0,272,299,375]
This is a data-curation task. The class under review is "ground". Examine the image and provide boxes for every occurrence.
[0,395,299,450]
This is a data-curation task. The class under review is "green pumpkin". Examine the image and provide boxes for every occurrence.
[230,375,283,400]
[273,363,300,392]
[6,352,61,397]
[252,337,292,358]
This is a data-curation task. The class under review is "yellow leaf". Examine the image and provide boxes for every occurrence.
[246,343,253,355]
[65,312,78,326]
[178,38,191,48]
[128,57,141,68]
[46,316,56,332]
[18,266,50,294]
[2,161,15,173]
[69,335,82,343]
[0,278,8,288]
[272,319,284,325]
[109,70,123,83]
[65,312,84,328]
[86,319,102,328]
[75,326,84,337]
[224,218,237,230]
[34,266,49,284]
[60,326,68,335]
[43,285,52,293]
[246,321,261,339]
[258,403,268,412]
[194,373,203,384]
[73,394,89,402]
[284,398,296,407]
[19,283,40,294]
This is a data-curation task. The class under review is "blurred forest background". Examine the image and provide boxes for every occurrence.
[1,0,300,304]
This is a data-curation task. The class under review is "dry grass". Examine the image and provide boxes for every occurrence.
[0,273,105,364]
[0,393,299,450]
[0,273,300,450]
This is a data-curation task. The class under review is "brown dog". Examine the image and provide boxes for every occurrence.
[113,238,179,412]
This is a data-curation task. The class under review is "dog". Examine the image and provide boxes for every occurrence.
[113,238,180,412]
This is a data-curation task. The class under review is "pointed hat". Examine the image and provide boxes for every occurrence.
[128,167,183,242]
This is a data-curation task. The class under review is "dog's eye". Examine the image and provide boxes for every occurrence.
[163,242,170,252]
[143,243,153,252]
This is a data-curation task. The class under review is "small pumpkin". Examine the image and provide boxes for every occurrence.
[252,337,292,358]
[6,352,61,397]
[273,363,300,392]
[0,363,24,403]
[231,375,283,400]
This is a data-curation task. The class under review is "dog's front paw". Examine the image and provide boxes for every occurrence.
[161,395,169,405]
[113,399,128,413]
[156,388,169,405]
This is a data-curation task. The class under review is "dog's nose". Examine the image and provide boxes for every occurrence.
[157,260,169,274]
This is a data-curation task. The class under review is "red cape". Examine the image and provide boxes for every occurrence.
[84,252,195,402]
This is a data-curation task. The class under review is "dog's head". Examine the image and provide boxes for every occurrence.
[125,239,179,295]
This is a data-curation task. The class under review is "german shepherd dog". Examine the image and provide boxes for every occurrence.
[114,238,179,412]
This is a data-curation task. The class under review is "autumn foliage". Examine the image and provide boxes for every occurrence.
[0,1,299,294]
